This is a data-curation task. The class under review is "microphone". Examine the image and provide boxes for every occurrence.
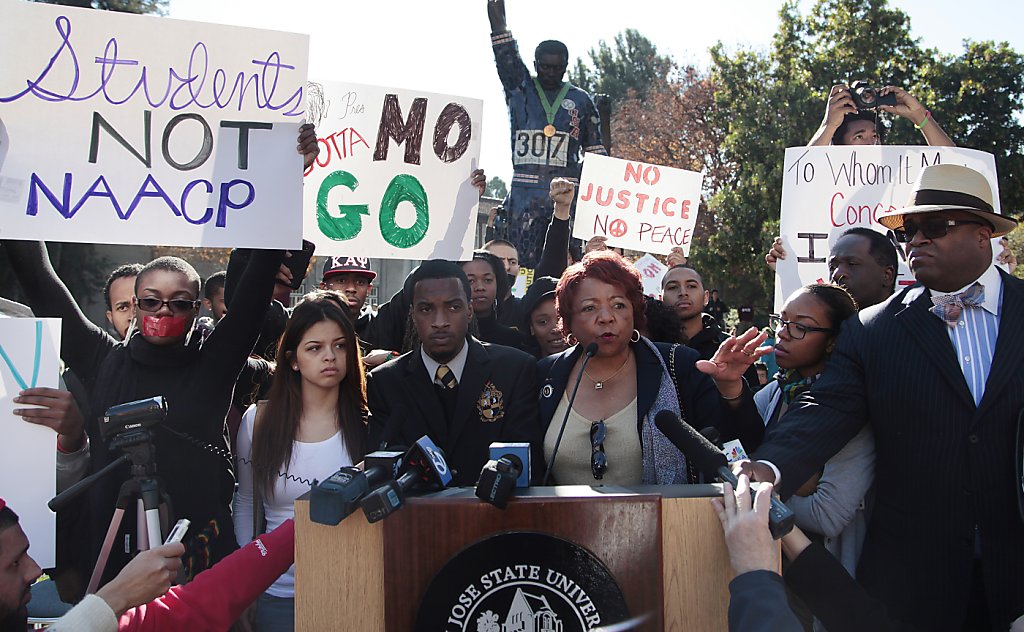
[542,342,599,485]
[475,453,524,509]
[654,411,795,539]
[361,436,453,523]
[309,450,404,525]
[700,426,722,448]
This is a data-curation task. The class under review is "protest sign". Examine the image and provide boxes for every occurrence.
[0,319,60,568]
[633,253,668,298]
[572,154,703,256]
[511,268,534,299]
[0,1,309,249]
[775,146,1000,310]
[303,81,483,260]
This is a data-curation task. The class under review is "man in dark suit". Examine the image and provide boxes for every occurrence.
[741,164,1024,630]
[367,260,541,486]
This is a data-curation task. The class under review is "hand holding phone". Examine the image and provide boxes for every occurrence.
[163,518,190,545]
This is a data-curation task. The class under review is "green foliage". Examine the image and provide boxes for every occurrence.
[485,176,508,199]
[31,0,166,15]
[570,29,674,105]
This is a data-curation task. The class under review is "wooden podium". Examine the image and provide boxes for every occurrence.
[295,484,738,631]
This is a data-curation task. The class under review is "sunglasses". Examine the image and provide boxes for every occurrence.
[769,315,837,341]
[892,218,984,243]
[591,420,607,480]
[134,297,200,315]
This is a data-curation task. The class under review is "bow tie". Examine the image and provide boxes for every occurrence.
[929,282,985,327]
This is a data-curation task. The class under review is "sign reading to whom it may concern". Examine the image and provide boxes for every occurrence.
[0,319,61,568]
[415,532,630,632]
[0,0,309,249]
[775,146,1000,310]
[572,154,704,256]
[303,81,483,260]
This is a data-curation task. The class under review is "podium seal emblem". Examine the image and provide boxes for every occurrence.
[415,532,630,631]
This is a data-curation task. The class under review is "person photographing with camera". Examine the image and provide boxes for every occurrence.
[808,82,954,147]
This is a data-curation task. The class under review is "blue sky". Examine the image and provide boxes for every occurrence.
[169,0,1024,183]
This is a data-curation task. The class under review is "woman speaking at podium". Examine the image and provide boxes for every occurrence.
[536,251,768,485]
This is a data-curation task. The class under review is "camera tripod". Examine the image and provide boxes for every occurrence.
[50,428,174,594]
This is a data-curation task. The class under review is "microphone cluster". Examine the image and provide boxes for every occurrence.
[309,435,453,526]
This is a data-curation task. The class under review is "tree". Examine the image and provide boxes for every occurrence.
[924,41,1024,212]
[32,0,167,14]
[570,29,674,106]
[610,66,735,287]
[485,176,508,200]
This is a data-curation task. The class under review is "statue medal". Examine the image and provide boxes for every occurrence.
[533,77,571,139]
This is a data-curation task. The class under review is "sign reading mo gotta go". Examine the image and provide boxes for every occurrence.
[303,81,484,261]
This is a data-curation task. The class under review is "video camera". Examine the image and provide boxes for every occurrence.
[850,81,896,110]
[101,396,167,444]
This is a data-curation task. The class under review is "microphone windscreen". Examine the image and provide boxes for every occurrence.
[654,410,728,476]
[584,342,599,357]
[700,426,722,446]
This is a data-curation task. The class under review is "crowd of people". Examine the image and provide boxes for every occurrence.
[1,4,1023,631]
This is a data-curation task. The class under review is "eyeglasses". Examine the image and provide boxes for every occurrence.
[769,315,837,340]
[590,420,607,480]
[134,297,200,315]
[892,218,984,243]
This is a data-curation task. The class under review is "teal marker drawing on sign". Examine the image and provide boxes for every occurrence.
[0,321,43,390]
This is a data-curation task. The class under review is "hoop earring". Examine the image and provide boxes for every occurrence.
[630,329,641,343]
[566,333,578,346]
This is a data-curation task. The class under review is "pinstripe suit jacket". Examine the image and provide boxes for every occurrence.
[755,271,1024,630]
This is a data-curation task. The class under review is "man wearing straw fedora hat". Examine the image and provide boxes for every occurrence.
[742,163,1024,630]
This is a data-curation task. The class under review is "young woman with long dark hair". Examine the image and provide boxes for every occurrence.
[233,291,367,631]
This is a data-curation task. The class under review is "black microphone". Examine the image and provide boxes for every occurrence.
[309,450,404,525]
[542,342,599,485]
[475,454,524,509]
[361,436,453,523]
[654,411,795,539]
[700,426,722,448]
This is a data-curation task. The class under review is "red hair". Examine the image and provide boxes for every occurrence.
[555,250,647,335]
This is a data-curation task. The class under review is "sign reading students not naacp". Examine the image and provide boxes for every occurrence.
[0,1,309,249]
[303,81,483,260]
[572,154,704,256]
[775,146,999,311]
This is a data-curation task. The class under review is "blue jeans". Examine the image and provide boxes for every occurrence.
[254,592,294,632]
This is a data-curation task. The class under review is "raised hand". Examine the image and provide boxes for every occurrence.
[297,123,319,171]
[549,178,576,220]
[696,327,772,398]
[765,236,786,271]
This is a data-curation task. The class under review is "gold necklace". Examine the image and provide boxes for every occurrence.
[583,352,631,390]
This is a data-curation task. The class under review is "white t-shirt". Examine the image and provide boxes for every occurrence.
[233,404,353,597]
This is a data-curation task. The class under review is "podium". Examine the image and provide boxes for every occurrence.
[295,484,740,631]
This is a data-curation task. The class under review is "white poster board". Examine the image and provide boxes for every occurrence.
[572,154,704,256]
[0,318,60,568]
[0,0,309,249]
[775,146,1000,310]
[633,254,668,298]
[303,81,483,260]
